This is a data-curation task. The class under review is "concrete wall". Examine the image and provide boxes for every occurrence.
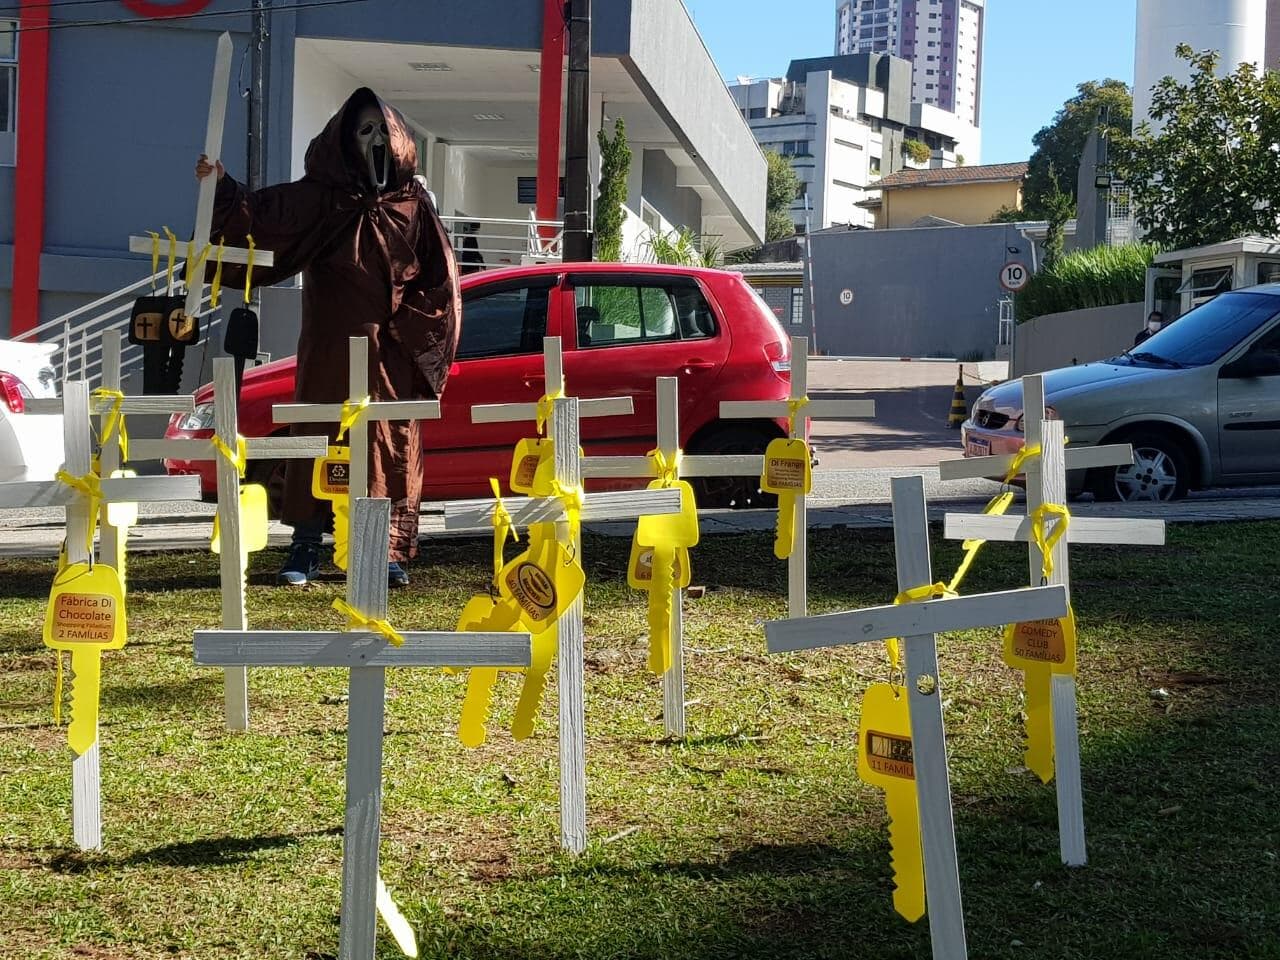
[290,41,364,182]
[640,150,702,234]
[808,222,1034,358]
[880,179,1021,228]
[1013,301,1145,376]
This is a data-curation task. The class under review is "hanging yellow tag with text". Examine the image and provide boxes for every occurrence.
[311,445,351,501]
[636,479,700,547]
[211,484,270,555]
[760,437,812,494]
[1003,604,1077,676]
[635,479,699,675]
[857,682,924,923]
[497,535,585,631]
[628,538,691,589]
[509,437,555,496]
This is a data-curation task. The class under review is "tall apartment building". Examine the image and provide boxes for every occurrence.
[834,0,985,131]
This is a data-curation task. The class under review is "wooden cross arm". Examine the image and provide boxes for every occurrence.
[470,396,633,424]
[720,399,876,420]
[581,453,763,479]
[194,630,532,669]
[943,513,1166,546]
[0,474,200,509]
[27,396,196,417]
[130,435,329,463]
[764,584,1068,654]
[937,443,1133,482]
[127,236,276,268]
[444,486,682,530]
[273,400,442,424]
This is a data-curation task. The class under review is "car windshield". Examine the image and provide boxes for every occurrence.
[1118,291,1280,367]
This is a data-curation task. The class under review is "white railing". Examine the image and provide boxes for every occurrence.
[441,213,563,271]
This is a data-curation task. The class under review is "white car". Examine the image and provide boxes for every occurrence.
[0,339,62,482]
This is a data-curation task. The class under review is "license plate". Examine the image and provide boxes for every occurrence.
[965,437,991,458]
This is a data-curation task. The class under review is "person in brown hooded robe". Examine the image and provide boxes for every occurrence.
[196,88,460,587]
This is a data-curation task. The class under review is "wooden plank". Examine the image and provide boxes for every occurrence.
[554,396,588,855]
[443,487,681,529]
[27,395,195,417]
[129,438,215,462]
[890,475,967,960]
[272,400,442,424]
[72,741,101,853]
[213,359,249,731]
[131,434,329,463]
[186,31,234,319]
[656,378,686,738]
[193,631,532,668]
[545,335,565,395]
[128,235,273,268]
[98,332,125,573]
[942,513,1167,546]
[764,583,1068,654]
[0,473,198,509]
[718,399,876,420]
[470,395,633,424]
[581,453,762,479]
[937,443,1135,482]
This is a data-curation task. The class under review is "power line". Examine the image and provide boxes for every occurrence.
[7,0,368,32]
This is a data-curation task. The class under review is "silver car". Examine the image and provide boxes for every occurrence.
[963,286,1280,501]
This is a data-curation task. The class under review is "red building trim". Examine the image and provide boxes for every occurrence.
[11,0,50,336]
[535,0,565,246]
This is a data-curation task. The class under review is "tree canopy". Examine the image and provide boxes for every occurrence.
[1113,45,1280,250]
[764,148,800,242]
[1024,79,1132,217]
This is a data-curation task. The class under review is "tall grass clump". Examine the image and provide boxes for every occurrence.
[1015,242,1158,322]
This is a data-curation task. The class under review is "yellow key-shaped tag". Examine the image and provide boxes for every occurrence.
[311,445,351,501]
[211,484,270,555]
[1019,661,1055,783]
[511,623,559,741]
[627,537,690,590]
[760,437,812,560]
[497,534,585,632]
[43,562,127,756]
[333,497,350,572]
[509,438,555,496]
[104,469,138,528]
[857,682,925,923]
[454,594,523,747]
[636,479,699,675]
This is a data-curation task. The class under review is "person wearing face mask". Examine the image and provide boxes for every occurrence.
[195,88,460,588]
[1134,310,1164,346]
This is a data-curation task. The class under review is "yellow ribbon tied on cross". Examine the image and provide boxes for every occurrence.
[92,388,130,465]
[884,582,957,674]
[535,386,566,437]
[633,447,698,675]
[211,432,248,479]
[336,396,372,443]
[332,598,405,647]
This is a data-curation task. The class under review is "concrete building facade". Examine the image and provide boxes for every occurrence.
[834,0,985,129]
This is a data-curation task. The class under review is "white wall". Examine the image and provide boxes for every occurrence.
[291,41,365,182]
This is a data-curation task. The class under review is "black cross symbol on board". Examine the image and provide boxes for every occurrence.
[133,312,162,343]
[167,309,197,344]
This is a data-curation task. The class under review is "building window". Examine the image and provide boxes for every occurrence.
[517,176,564,204]
[0,21,16,166]
[749,107,766,119]
[790,288,806,326]
[869,156,881,174]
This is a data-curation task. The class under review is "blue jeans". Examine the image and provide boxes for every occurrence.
[290,516,326,548]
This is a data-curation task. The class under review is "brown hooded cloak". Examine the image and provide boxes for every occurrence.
[210,88,461,561]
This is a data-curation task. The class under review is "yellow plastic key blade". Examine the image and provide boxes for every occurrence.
[646,543,677,675]
[333,498,350,573]
[885,784,926,922]
[774,490,797,559]
[511,625,558,741]
[1023,661,1055,783]
[66,648,102,757]
[458,668,499,748]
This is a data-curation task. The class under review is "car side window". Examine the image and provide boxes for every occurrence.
[456,284,550,360]
[1244,323,1280,371]
[574,281,717,348]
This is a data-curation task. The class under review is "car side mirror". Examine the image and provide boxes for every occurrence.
[1222,350,1280,379]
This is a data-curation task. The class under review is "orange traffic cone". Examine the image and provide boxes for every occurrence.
[947,365,967,429]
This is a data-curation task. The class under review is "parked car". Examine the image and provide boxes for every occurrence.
[165,263,792,509]
[0,339,61,482]
[962,285,1280,501]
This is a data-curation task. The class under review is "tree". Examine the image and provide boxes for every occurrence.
[1024,79,1131,216]
[594,118,632,262]
[1113,45,1280,249]
[1040,167,1076,271]
[764,148,799,242]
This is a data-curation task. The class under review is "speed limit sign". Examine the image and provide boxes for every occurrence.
[1000,261,1029,292]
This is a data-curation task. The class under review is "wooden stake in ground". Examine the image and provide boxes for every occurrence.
[940,375,1165,866]
[764,475,1069,960]
[195,497,530,960]
[0,382,200,851]
[129,356,328,731]
[444,342,682,854]
[720,335,875,618]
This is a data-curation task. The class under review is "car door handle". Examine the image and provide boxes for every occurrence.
[682,359,716,372]
[523,374,545,389]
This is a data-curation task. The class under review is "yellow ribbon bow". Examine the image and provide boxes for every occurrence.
[649,447,683,487]
[210,238,227,308]
[91,388,129,464]
[332,598,405,647]
[336,397,371,443]
[489,477,519,582]
[786,396,809,436]
[1029,502,1071,582]
[162,226,179,292]
[550,478,585,540]
[211,433,248,480]
[244,234,256,303]
[184,240,213,298]
[885,582,958,672]
[535,387,566,436]
[56,470,103,555]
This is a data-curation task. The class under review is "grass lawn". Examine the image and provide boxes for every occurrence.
[1,521,1277,959]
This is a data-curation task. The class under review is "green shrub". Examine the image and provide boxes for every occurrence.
[903,139,931,164]
[1015,242,1158,322]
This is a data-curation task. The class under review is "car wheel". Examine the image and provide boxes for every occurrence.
[1092,431,1190,502]
[688,424,780,509]
[246,456,287,520]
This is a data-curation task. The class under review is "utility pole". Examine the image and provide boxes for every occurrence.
[562,0,593,262]
[247,0,271,192]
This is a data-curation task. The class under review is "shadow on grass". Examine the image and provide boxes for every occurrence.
[49,827,343,873]
[107,674,220,709]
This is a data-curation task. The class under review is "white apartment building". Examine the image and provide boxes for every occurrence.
[835,0,985,130]
[730,54,971,231]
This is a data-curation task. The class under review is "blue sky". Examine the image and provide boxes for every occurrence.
[686,0,1137,164]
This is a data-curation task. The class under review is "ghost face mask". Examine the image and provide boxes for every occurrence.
[353,103,391,192]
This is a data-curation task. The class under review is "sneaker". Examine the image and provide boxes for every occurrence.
[278,542,320,586]
[388,561,410,589]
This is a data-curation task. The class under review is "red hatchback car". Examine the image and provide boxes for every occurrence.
[165,263,793,508]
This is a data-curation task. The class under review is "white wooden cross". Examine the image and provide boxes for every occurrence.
[195,498,531,960]
[581,376,761,738]
[721,335,876,618]
[443,338,682,854]
[273,336,442,561]
[939,374,1165,866]
[0,381,201,850]
[126,32,274,315]
[127,355,329,731]
[764,474,1069,960]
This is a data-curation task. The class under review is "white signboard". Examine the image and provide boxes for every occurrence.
[838,288,854,306]
[1000,262,1029,292]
